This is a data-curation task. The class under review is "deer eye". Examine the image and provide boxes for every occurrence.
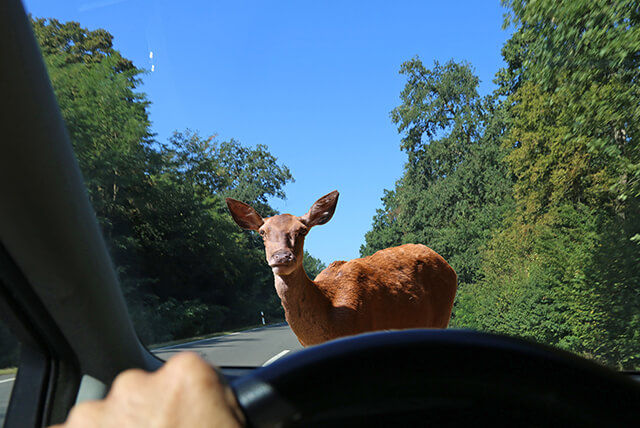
[298,229,308,236]
[259,230,266,237]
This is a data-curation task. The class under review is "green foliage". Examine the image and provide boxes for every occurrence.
[362,59,513,286]
[31,17,134,70]
[365,1,640,370]
[4,6,637,371]
[454,204,598,346]
[502,0,640,202]
[32,18,152,235]
[21,17,299,348]
[453,0,640,369]
[161,130,293,212]
[391,59,484,180]
[504,80,600,219]
[361,189,404,255]
[303,251,327,280]
[156,298,228,340]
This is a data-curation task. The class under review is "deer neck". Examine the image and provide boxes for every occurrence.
[273,265,332,344]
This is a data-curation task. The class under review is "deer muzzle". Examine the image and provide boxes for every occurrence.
[269,250,296,267]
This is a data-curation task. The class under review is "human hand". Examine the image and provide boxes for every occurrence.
[51,352,245,428]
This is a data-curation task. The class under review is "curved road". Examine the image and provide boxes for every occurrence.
[153,323,303,366]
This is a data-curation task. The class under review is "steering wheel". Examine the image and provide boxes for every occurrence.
[232,330,640,427]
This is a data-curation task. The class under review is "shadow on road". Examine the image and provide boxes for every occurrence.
[151,323,302,367]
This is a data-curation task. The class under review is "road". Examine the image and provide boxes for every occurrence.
[0,323,302,426]
[153,323,303,366]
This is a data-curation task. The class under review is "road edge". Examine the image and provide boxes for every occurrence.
[152,322,287,351]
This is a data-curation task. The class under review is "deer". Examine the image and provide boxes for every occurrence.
[226,190,457,347]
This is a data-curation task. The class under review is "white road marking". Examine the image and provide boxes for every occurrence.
[0,378,15,384]
[262,350,290,366]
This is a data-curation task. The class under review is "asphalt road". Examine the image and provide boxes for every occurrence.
[0,323,302,426]
[153,323,303,366]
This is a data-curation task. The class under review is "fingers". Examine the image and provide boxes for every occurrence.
[158,352,221,388]
[52,400,106,428]
[156,352,246,428]
[110,368,149,395]
[51,352,245,428]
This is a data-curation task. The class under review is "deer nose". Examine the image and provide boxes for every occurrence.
[270,250,295,266]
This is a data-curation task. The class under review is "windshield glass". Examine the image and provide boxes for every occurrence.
[0,321,19,427]
[20,0,640,371]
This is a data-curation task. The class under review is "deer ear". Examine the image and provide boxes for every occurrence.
[300,190,339,228]
[226,198,264,230]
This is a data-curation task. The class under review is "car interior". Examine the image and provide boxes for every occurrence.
[1,0,640,426]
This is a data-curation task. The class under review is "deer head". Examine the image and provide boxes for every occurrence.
[226,190,339,276]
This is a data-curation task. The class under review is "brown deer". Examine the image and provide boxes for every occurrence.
[226,190,457,347]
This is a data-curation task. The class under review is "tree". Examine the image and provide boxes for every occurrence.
[32,18,153,235]
[502,0,640,204]
[502,0,639,368]
[29,17,299,344]
[137,131,294,309]
[364,2,640,369]
[361,189,404,255]
[453,0,640,369]
[362,59,513,287]
[303,251,327,280]
[162,130,293,212]
[31,17,163,341]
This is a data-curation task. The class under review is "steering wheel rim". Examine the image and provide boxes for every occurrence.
[231,329,640,428]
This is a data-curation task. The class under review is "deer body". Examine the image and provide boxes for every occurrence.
[227,191,457,347]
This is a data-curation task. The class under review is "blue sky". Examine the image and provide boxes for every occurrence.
[24,0,512,265]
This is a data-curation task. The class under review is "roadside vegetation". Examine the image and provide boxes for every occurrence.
[13,17,324,352]
[1,1,637,371]
[362,0,640,369]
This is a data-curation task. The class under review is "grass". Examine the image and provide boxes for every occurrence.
[148,321,284,350]
[0,367,17,376]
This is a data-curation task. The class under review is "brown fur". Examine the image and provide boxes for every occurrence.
[227,191,457,346]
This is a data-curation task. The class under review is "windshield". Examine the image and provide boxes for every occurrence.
[15,0,640,371]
